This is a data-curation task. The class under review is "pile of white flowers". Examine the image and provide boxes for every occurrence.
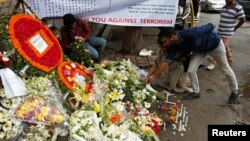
[0,107,22,140]
[21,125,51,141]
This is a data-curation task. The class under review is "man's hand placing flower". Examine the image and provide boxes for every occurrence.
[75,36,85,42]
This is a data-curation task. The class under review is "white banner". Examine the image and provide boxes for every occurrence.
[26,0,178,27]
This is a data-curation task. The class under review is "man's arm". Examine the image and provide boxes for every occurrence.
[148,62,169,83]
[144,64,157,83]
[234,17,246,31]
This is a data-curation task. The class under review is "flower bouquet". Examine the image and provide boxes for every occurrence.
[12,96,65,126]
[69,109,103,141]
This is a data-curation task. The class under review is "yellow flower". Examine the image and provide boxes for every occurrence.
[17,110,25,118]
[81,94,90,103]
[52,115,64,123]
[111,90,120,100]
[41,106,49,113]
[93,101,101,113]
[65,65,72,70]
[67,77,73,82]
[104,95,110,105]
[143,127,152,135]
[37,112,46,121]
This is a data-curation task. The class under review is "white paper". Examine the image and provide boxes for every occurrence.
[139,48,153,56]
[73,73,86,85]
[0,68,27,99]
[29,33,48,54]
[26,0,178,27]
[137,69,148,79]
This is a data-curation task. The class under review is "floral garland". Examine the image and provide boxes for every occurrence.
[57,61,93,92]
[8,14,63,72]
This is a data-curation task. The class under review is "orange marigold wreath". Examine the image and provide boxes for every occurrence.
[8,14,63,72]
[57,61,94,92]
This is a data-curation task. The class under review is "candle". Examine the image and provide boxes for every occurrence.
[165,101,176,105]
[183,110,186,122]
[182,124,186,131]
[180,104,183,116]
[175,111,179,123]
[163,123,166,130]
[178,120,182,131]
[185,116,188,127]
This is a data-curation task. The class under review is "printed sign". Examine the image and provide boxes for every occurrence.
[26,0,178,27]
[29,33,48,54]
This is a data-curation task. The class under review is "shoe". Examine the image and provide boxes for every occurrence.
[183,92,200,100]
[227,92,241,104]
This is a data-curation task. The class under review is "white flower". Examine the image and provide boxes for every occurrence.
[112,102,125,112]
[2,123,11,132]
[70,63,76,68]
[1,99,12,109]
[152,95,156,100]
[6,130,17,139]
[0,131,6,139]
[144,102,151,108]
[0,132,6,139]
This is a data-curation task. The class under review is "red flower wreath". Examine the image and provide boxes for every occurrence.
[57,61,94,92]
[8,14,63,72]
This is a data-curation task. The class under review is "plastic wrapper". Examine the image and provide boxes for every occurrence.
[10,95,66,126]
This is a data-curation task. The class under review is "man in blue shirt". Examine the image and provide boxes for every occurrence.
[146,23,240,104]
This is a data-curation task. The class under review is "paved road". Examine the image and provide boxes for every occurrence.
[158,12,250,141]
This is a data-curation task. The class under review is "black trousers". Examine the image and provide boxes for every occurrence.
[193,0,200,17]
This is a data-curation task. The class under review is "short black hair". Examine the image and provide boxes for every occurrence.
[63,13,76,26]
[157,28,176,45]
[158,28,176,39]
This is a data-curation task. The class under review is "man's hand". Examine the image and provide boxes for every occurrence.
[75,36,85,42]
[148,75,158,83]
[144,76,150,84]
[144,75,157,84]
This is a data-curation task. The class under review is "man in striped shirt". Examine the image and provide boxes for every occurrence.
[218,0,246,62]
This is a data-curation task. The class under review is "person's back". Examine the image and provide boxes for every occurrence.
[178,23,221,52]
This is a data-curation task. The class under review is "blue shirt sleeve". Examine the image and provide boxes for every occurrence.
[179,23,216,39]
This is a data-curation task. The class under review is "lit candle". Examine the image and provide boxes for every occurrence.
[185,116,188,127]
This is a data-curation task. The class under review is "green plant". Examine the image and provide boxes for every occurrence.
[69,40,94,67]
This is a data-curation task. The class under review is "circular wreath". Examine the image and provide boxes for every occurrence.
[8,14,63,72]
[57,61,94,92]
